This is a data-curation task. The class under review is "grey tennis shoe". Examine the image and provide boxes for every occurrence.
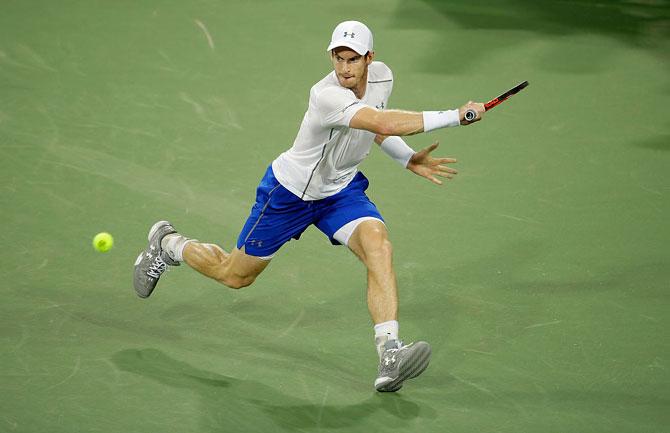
[133,220,179,298]
[374,340,432,392]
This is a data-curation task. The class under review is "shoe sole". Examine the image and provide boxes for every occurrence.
[132,221,174,299]
[376,342,432,392]
[133,251,153,299]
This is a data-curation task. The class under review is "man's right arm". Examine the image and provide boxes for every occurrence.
[350,102,485,136]
[351,108,424,136]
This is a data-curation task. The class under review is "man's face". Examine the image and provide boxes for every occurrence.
[331,47,373,90]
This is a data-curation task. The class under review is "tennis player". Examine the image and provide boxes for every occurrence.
[134,20,485,392]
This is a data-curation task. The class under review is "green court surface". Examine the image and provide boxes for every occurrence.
[1,1,669,432]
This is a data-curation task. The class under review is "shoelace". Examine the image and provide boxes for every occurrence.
[147,255,167,278]
[385,340,405,352]
[382,340,405,366]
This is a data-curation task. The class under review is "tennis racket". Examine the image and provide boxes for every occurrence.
[464,80,529,121]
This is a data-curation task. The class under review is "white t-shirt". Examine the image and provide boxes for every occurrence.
[272,61,393,200]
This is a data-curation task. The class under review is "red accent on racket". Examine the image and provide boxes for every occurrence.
[464,80,529,121]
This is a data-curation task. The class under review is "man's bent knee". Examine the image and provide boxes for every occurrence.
[366,238,393,262]
[210,247,269,289]
[361,229,393,258]
[349,220,394,263]
[212,266,258,289]
[213,264,263,289]
[219,275,256,290]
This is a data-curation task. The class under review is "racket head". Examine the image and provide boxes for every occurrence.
[485,80,529,110]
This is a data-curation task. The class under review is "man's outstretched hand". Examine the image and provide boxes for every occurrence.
[406,142,457,185]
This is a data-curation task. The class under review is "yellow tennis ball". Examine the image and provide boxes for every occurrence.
[93,232,114,252]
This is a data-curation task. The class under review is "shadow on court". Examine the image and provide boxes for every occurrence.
[391,0,670,73]
[414,0,669,39]
[111,349,435,431]
[633,134,670,151]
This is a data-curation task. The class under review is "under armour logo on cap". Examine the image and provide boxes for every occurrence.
[326,21,373,55]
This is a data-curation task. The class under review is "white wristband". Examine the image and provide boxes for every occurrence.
[380,136,415,168]
[422,110,460,132]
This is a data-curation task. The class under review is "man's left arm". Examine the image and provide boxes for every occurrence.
[374,134,458,185]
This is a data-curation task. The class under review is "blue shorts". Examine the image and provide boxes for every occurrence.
[237,165,384,257]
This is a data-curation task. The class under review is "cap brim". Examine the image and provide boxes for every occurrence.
[326,41,369,55]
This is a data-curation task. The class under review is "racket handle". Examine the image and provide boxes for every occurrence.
[464,109,477,122]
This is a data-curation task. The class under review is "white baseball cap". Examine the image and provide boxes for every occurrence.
[326,20,374,55]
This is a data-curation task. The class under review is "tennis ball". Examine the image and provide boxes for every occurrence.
[93,232,114,252]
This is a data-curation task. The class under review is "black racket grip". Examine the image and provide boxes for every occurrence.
[464,109,477,122]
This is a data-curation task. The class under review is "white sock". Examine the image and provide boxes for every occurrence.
[161,234,195,262]
[374,320,399,358]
